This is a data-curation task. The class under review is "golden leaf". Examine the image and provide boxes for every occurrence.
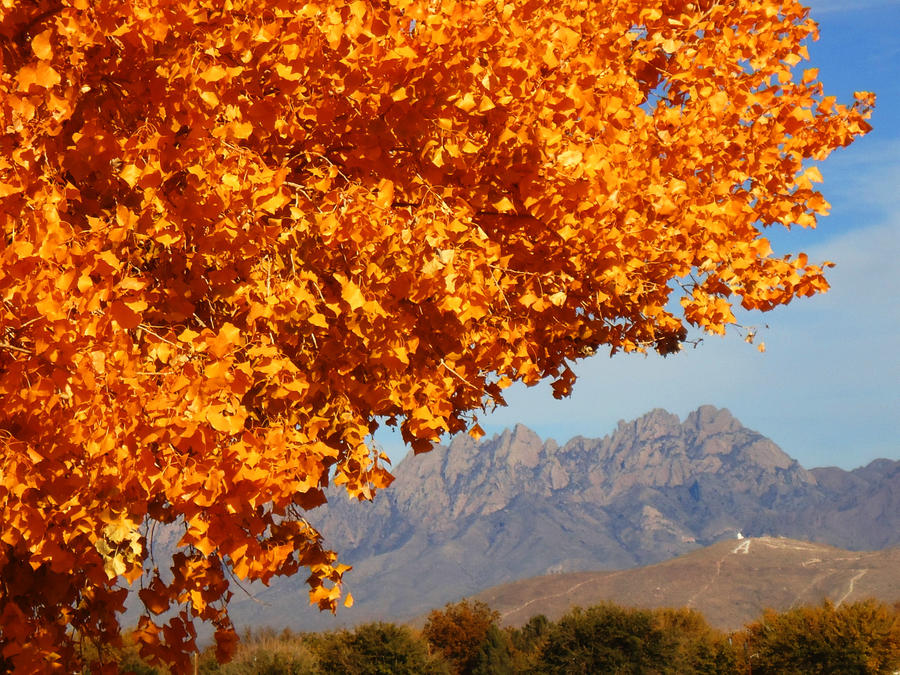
[557,149,583,167]
[375,179,394,209]
[336,274,365,311]
[456,93,477,112]
[120,164,142,188]
[201,65,228,82]
[103,555,128,580]
[31,30,53,60]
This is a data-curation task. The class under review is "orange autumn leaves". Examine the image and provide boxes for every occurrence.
[0,0,872,670]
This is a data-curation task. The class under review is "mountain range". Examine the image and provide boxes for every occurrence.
[224,405,898,630]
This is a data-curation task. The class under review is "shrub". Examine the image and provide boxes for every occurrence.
[311,621,450,675]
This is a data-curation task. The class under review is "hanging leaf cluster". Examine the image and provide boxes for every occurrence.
[0,0,872,670]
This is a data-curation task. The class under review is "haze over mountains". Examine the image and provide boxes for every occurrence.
[229,405,899,631]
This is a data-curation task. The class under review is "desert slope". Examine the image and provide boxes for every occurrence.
[474,536,900,631]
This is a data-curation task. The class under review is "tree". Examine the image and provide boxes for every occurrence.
[651,607,737,674]
[423,600,501,674]
[737,599,900,674]
[310,622,450,675]
[507,614,552,672]
[0,0,872,670]
[471,624,515,675]
[534,604,669,674]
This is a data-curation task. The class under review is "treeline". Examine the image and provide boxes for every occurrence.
[97,598,899,674]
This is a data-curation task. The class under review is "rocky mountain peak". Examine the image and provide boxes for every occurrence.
[685,404,742,434]
[613,408,681,441]
[490,423,544,467]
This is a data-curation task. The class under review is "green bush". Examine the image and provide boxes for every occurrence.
[471,624,514,675]
[506,614,551,673]
[310,621,450,675]
[534,604,668,674]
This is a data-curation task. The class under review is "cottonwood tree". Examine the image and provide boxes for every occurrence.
[0,0,872,669]
[424,599,502,674]
[535,604,668,673]
[738,600,900,674]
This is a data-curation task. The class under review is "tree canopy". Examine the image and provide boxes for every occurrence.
[424,599,501,674]
[740,600,900,674]
[0,0,872,669]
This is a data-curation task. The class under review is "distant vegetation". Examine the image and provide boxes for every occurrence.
[90,599,900,674]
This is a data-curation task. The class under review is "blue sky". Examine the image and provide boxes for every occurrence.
[379,1,899,471]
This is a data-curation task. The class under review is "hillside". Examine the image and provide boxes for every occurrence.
[225,405,899,631]
[474,536,900,631]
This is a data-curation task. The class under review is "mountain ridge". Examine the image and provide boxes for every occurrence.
[224,405,899,631]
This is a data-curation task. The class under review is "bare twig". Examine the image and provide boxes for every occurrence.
[440,359,480,391]
[0,341,32,355]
